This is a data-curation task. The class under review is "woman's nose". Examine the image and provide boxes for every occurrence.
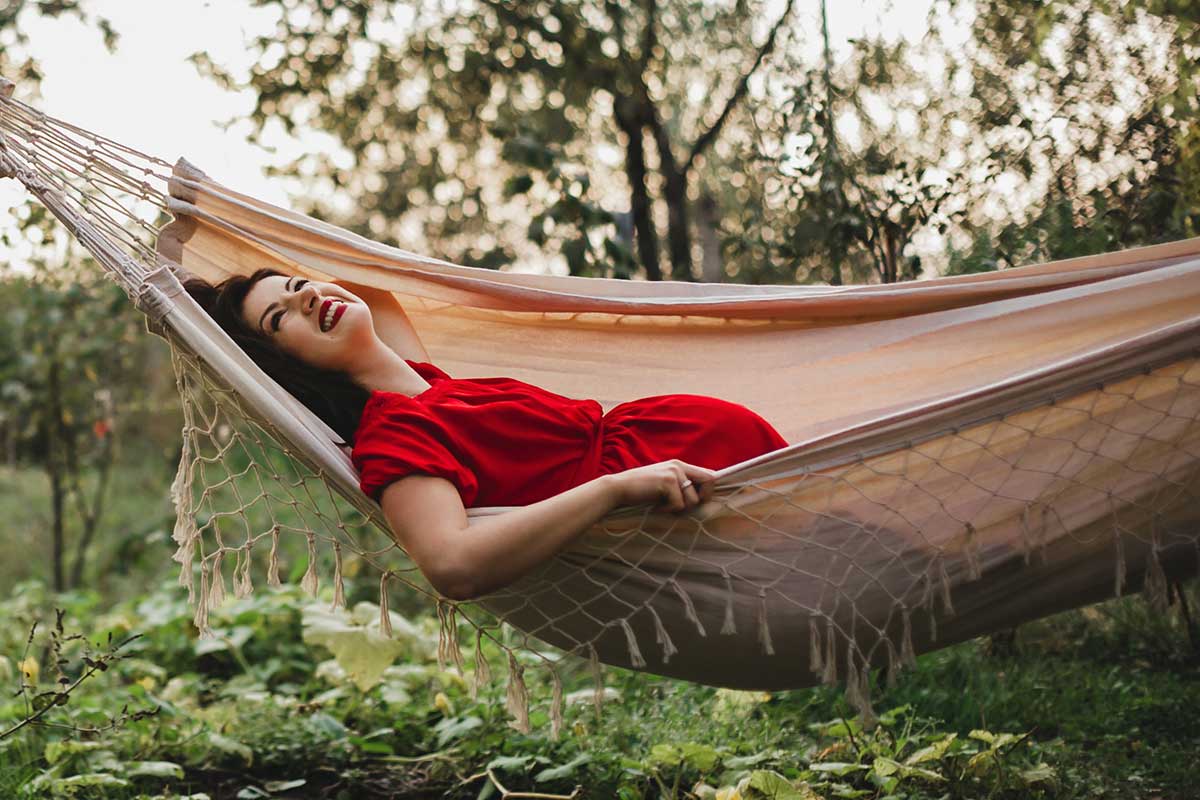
[291,283,320,313]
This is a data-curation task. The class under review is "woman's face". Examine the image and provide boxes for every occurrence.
[241,275,376,372]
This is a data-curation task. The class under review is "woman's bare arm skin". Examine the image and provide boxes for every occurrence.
[380,461,715,601]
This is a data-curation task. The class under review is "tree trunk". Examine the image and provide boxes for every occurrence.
[46,358,65,593]
[615,96,663,281]
[647,113,693,280]
[697,192,723,282]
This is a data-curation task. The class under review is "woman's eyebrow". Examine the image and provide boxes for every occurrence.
[257,277,295,333]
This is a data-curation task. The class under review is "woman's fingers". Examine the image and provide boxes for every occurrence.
[658,480,685,513]
[680,463,716,506]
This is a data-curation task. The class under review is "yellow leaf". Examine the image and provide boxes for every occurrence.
[18,657,39,684]
[434,691,454,716]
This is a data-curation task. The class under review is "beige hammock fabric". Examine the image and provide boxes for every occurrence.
[2,85,1199,731]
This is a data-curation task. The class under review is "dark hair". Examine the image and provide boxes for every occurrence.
[182,268,371,444]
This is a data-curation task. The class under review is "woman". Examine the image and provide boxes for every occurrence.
[184,269,788,601]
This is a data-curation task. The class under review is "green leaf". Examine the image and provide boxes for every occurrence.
[747,769,820,799]
[208,732,254,767]
[872,756,945,783]
[487,754,534,772]
[434,715,483,748]
[301,602,433,691]
[127,760,186,780]
[646,743,682,768]
[265,779,308,792]
[534,753,591,782]
[49,773,129,791]
[306,712,349,740]
[808,762,868,776]
[43,740,106,765]
[1021,763,1057,784]
[904,733,957,765]
[680,742,721,773]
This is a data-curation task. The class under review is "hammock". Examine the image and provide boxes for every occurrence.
[2,80,1198,733]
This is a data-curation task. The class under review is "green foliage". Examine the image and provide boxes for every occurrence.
[0,571,1197,798]
[0,258,170,591]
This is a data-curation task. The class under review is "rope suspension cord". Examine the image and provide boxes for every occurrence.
[2,77,1199,735]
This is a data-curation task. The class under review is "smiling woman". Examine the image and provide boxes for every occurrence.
[183,270,788,600]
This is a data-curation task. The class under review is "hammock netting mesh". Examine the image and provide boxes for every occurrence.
[2,82,1198,735]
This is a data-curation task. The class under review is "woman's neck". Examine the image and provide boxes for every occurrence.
[351,341,431,397]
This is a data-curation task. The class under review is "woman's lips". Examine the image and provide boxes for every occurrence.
[319,298,348,332]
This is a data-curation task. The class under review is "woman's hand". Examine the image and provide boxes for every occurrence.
[606,459,717,513]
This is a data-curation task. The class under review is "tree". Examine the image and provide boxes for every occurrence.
[940,0,1200,270]
[195,0,796,281]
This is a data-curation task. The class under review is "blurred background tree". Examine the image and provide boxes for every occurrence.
[189,0,1200,286]
[0,2,177,593]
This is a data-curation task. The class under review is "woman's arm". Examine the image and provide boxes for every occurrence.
[380,460,716,601]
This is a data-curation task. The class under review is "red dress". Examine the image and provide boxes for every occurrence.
[352,361,788,507]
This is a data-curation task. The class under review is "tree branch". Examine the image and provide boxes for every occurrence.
[684,0,797,174]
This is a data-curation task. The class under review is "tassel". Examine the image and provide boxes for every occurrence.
[379,572,394,638]
[300,532,319,597]
[649,606,677,664]
[173,530,197,604]
[1113,525,1126,598]
[207,551,226,610]
[671,579,707,637]
[436,601,449,672]
[330,542,345,611]
[193,563,212,637]
[233,546,254,599]
[505,651,530,734]
[848,647,878,728]
[169,428,196,593]
[885,639,899,689]
[549,669,564,741]
[757,590,775,656]
[937,555,955,616]
[843,643,862,712]
[900,607,917,667]
[809,615,824,676]
[267,527,282,588]
[619,618,646,668]
[964,523,982,581]
[471,628,491,700]
[589,644,604,718]
[447,606,466,676]
[822,618,838,685]
[920,568,935,614]
[720,572,737,635]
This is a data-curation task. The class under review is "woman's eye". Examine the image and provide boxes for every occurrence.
[272,310,285,332]
[294,279,309,290]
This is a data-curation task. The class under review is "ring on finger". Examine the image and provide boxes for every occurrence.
[680,479,694,491]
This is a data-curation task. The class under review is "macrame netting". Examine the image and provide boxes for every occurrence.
[3,82,1198,735]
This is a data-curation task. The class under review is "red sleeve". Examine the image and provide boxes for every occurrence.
[351,395,478,506]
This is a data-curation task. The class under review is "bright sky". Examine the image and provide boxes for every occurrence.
[1,0,937,273]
